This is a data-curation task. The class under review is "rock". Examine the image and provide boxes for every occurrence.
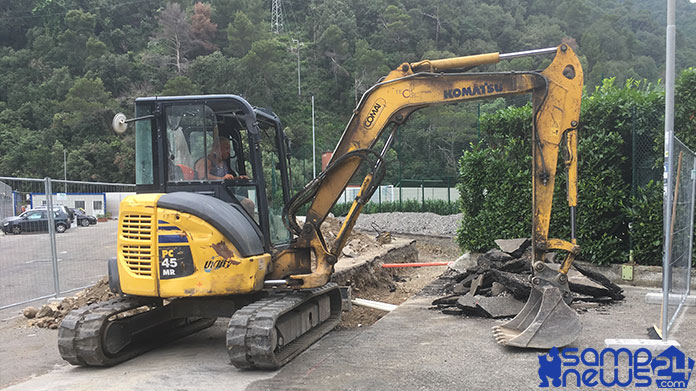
[477,249,513,270]
[572,263,624,300]
[494,238,531,257]
[499,258,530,273]
[376,231,392,245]
[342,246,355,258]
[452,281,469,295]
[469,274,485,296]
[449,253,475,273]
[491,282,507,296]
[474,295,525,318]
[455,294,486,316]
[432,295,460,307]
[36,305,55,318]
[488,270,531,301]
[23,306,38,319]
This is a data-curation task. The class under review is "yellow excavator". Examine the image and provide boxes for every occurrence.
[58,43,583,368]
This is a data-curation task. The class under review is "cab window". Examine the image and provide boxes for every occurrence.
[259,123,291,245]
[165,104,217,182]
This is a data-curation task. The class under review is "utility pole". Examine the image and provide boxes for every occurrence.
[662,0,676,341]
[63,150,67,192]
[292,39,302,95]
[312,95,316,179]
[271,0,284,34]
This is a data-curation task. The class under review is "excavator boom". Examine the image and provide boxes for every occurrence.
[277,44,584,348]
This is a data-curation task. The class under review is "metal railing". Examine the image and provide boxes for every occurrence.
[661,137,696,339]
[0,177,135,310]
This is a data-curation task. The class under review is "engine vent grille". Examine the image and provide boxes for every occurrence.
[121,214,153,241]
[122,245,153,276]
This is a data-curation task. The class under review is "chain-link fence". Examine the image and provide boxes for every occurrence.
[0,177,135,310]
[662,137,695,339]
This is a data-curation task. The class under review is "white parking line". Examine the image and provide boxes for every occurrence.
[25,259,63,264]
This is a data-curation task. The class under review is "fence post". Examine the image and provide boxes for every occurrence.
[630,107,636,263]
[45,177,60,298]
[421,180,425,211]
[378,185,382,212]
[687,159,696,296]
[447,177,451,205]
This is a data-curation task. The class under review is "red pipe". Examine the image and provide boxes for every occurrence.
[381,262,450,268]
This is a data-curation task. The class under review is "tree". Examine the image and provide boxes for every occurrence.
[190,2,218,57]
[154,3,193,75]
[161,76,200,95]
[226,11,268,57]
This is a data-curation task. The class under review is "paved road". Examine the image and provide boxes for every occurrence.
[0,220,117,308]
[1,286,693,391]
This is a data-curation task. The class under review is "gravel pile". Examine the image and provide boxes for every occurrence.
[345,212,462,237]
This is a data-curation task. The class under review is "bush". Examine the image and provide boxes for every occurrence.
[626,180,663,265]
[457,78,664,265]
[456,139,531,252]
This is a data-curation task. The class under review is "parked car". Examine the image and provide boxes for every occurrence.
[73,208,97,227]
[33,205,75,224]
[1,209,71,235]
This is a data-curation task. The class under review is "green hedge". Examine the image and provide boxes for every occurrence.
[457,77,667,265]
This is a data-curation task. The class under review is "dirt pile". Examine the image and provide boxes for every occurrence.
[322,216,382,257]
[431,239,624,318]
[23,277,115,328]
[20,217,382,329]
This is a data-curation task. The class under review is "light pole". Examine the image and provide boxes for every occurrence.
[63,149,67,192]
[292,39,302,96]
[312,95,316,179]
[662,0,679,341]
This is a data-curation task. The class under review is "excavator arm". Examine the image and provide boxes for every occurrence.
[272,43,584,349]
[274,44,582,283]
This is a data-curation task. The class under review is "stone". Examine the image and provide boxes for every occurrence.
[499,258,530,273]
[36,305,55,318]
[455,294,483,315]
[474,295,525,318]
[23,307,38,319]
[449,253,475,273]
[494,238,531,257]
[488,270,531,301]
[573,263,624,300]
[432,295,459,307]
[469,274,485,296]
[477,249,513,270]
[491,282,507,296]
[452,281,469,295]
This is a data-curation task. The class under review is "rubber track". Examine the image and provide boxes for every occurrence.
[58,297,215,367]
[227,283,341,369]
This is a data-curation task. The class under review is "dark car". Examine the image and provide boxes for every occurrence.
[73,208,97,227]
[1,209,71,235]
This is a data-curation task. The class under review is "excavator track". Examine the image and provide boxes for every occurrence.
[227,283,342,369]
[58,297,216,367]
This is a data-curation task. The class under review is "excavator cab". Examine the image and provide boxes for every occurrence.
[132,95,293,251]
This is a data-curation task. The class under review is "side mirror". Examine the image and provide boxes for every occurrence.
[111,113,156,135]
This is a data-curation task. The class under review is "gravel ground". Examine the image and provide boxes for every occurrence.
[346,212,462,237]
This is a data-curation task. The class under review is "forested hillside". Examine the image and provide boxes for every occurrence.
[1,0,694,184]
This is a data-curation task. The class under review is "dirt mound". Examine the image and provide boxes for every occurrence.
[322,216,382,257]
[23,277,115,329]
[21,217,393,329]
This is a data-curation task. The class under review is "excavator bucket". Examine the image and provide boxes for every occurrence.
[492,281,581,349]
